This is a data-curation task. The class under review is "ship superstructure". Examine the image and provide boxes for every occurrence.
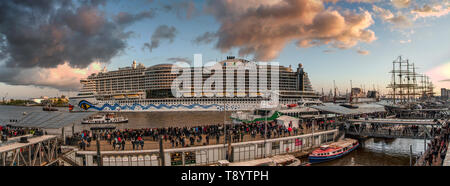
[69,57,319,112]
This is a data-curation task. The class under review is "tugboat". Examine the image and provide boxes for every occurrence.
[81,113,128,124]
[308,138,359,164]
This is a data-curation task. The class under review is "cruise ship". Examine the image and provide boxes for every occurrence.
[69,56,319,112]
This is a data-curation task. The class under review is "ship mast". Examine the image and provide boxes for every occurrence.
[333,80,336,103]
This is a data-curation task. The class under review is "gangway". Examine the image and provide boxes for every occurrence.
[0,135,59,166]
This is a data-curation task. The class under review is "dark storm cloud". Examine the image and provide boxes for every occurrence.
[143,25,177,52]
[0,0,156,90]
[0,0,155,69]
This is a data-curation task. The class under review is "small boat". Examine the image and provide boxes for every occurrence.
[308,138,359,164]
[81,113,128,124]
[43,105,58,111]
[215,155,301,166]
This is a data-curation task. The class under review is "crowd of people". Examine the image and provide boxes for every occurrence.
[0,125,44,142]
[419,122,449,166]
[70,130,146,151]
[69,118,338,151]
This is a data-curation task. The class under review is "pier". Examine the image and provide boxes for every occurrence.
[344,118,445,139]
[75,129,338,166]
[0,135,59,166]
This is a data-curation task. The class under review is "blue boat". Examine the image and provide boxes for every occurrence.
[308,138,359,164]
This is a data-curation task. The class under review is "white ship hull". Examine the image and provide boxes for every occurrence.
[69,97,285,112]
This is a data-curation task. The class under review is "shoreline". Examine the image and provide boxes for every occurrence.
[0,104,68,108]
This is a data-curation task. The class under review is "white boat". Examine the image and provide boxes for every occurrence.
[215,155,301,166]
[81,113,128,124]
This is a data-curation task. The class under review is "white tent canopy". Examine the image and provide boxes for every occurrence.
[276,115,299,128]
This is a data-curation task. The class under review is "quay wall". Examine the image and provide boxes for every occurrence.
[76,129,338,166]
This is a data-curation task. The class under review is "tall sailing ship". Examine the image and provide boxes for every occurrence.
[69,56,319,112]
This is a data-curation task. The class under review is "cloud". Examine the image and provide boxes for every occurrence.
[411,4,450,20]
[425,62,450,91]
[167,57,191,63]
[399,39,411,44]
[0,62,103,90]
[143,25,177,52]
[114,10,156,26]
[391,0,411,9]
[346,0,380,3]
[323,0,381,3]
[372,5,412,28]
[0,0,130,69]
[0,0,154,90]
[372,5,394,21]
[162,0,197,19]
[387,14,413,28]
[357,49,370,55]
[202,0,377,61]
[322,0,340,3]
[193,32,218,45]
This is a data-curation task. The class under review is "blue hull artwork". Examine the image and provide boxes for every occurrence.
[308,143,359,164]
[78,100,224,111]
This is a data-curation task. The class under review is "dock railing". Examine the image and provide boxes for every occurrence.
[75,129,338,166]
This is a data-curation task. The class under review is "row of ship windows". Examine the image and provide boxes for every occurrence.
[101,98,301,105]
[92,73,300,79]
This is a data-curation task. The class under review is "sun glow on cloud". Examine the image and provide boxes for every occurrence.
[425,62,450,93]
[13,62,103,90]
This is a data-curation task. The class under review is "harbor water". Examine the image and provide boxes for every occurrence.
[0,105,427,166]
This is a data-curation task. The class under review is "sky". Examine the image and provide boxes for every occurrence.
[0,0,449,99]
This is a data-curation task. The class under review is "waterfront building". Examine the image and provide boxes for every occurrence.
[441,88,450,100]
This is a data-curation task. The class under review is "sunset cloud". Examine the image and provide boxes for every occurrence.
[411,4,450,20]
[391,0,411,9]
[425,62,450,92]
[372,5,412,28]
[357,49,370,55]
[0,62,103,90]
[372,5,394,21]
[202,0,377,61]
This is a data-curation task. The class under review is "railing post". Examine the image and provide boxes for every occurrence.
[96,137,102,166]
[159,135,165,166]
[409,145,413,166]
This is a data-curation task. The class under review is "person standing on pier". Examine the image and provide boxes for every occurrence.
[140,138,144,150]
[113,137,118,150]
